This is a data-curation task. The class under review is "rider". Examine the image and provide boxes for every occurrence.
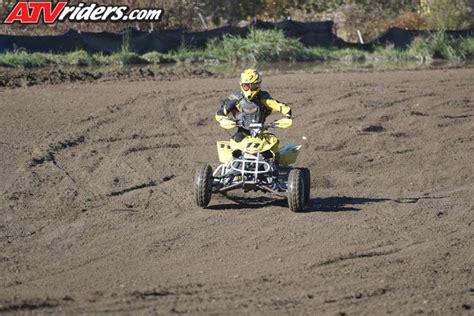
[215,68,292,149]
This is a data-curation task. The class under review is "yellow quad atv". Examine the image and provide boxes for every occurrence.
[194,118,310,212]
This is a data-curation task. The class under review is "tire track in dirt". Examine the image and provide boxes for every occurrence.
[1,68,473,315]
[162,90,221,147]
[19,93,160,203]
[316,248,400,267]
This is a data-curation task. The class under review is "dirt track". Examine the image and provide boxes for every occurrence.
[0,68,473,314]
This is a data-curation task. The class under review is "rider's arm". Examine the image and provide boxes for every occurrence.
[215,93,240,122]
[259,92,292,118]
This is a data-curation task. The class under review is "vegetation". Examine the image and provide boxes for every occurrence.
[0,51,52,68]
[1,0,472,35]
[458,36,474,58]
[0,29,472,69]
[425,0,473,30]
[204,28,313,62]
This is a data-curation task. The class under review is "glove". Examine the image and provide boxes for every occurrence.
[219,118,237,129]
[275,117,292,129]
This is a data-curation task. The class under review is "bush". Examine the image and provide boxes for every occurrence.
[385,11,428,30]
[62,50,99,66]
[426,0,473,30]
[408,32,470,61]
[458,37,474,58]
[205,28,314,62]
[408,36,433,62]
[428,32,460,59]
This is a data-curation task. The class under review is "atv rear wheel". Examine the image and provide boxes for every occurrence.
[300,168,311,204]
[288,168,306,212]
[194,164,213,207]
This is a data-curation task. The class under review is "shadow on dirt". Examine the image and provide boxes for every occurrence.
[303,195,447,212]
[303,196,390,212]
[207,195,389,212]
[207,196,286,210]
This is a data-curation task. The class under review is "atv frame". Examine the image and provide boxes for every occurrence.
[195,151,310,212]
[195,119,310,212]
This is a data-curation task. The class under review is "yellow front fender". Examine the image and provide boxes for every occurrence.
[230,133,279,155]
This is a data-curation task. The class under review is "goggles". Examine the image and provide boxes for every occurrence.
[241,83,259,91]
[243,107,258,113]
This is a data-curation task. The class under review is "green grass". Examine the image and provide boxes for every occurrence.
[0,51,52,68]
[205,28,315,62]
[458,36,474,58]
[0,29,473,69]
[142,51,175,64]
[61,50,100,66]
[110,51,147,65]
[427,32,461,60]
[407,32,474,62]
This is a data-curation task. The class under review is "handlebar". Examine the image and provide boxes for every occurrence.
[236,121,278,129]
[219,118,292,130]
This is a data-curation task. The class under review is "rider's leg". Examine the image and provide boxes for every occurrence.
[273,151,281,165]
[270,141,280,164]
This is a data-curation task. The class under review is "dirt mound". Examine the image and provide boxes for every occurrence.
[0,66,215,89]
[0,68,473,314]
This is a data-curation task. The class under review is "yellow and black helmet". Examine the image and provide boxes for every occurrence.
[240,68,262,101]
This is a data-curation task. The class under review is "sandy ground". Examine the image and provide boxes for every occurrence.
[0,68,473,314]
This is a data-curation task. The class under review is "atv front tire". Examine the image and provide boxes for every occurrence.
[288,168,306,212]
[300,168,311,204]
[195,164,213,207]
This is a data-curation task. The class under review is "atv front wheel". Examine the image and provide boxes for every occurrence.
[300,168,311,204]
[288,168,306,212]
[194,164,213,207]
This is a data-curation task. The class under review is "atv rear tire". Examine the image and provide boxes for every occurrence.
[288,168,306,212]
[195,164,213,207]
[300,168,311,204]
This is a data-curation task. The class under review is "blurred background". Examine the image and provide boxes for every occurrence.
[1,0,473,40]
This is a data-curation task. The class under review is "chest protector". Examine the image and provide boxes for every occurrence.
[236,98,270,130]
